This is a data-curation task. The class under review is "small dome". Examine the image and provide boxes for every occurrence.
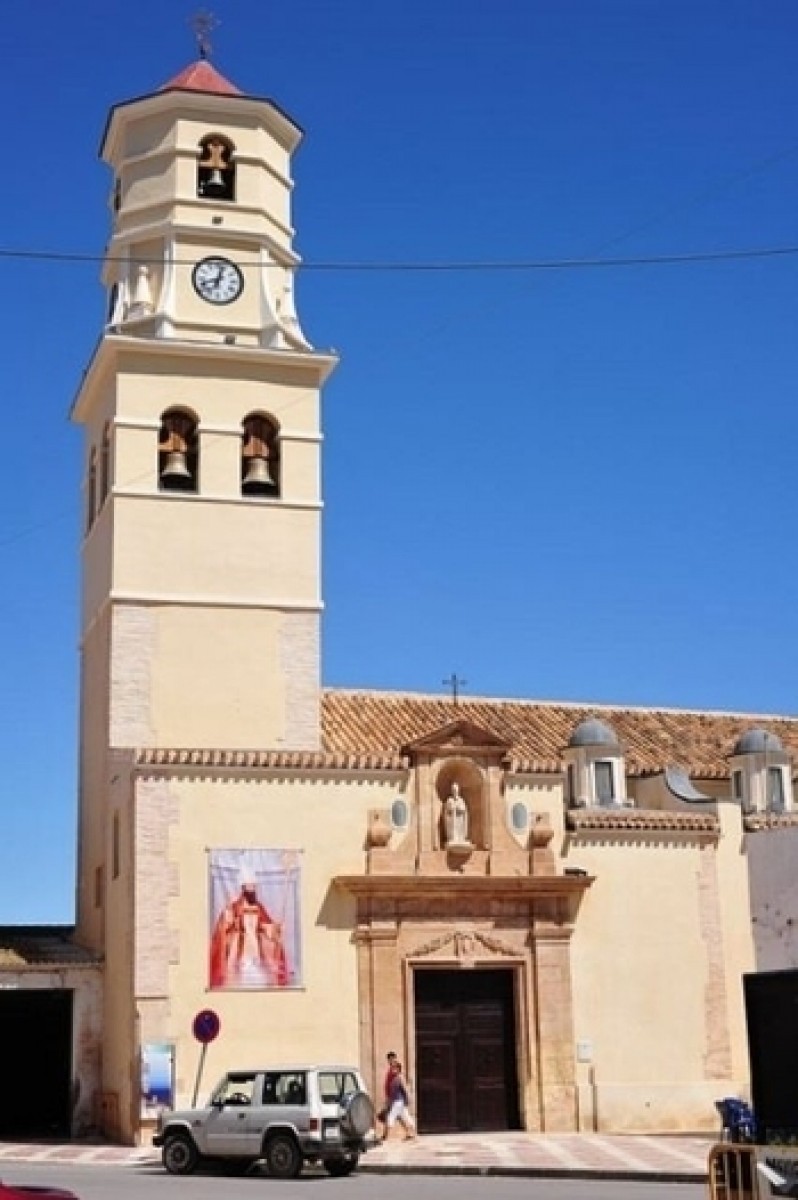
[733,728,784,756]
[568,718,620,750]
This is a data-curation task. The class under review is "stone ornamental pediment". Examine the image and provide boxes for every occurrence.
[403,718,512,761]
[409,929,522,961]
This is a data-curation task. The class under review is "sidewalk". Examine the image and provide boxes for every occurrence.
[364,1131,711,1180]
[0,1132,712,1182]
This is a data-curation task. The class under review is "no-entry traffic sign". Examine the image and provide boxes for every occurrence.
[192,1008,221,1044]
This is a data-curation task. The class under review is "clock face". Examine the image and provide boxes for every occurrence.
[192,256,244,305]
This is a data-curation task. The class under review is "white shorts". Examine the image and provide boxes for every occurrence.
[386,1098,414,1127]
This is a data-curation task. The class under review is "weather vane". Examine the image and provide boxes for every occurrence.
[190,9,219,60]
[443,673,467,706]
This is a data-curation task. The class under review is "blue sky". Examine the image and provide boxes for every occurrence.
[4,1,798,922]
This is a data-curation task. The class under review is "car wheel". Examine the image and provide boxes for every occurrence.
[339,1090,375,1139]
[325,1154,360,1177]
[162,1132,199,1175]
[264,1132,303,1179]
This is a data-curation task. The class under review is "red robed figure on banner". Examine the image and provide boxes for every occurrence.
[210,876,289,988]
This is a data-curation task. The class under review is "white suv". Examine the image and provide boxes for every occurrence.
[154,1065,375,1179]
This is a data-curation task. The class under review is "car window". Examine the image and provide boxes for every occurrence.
[213,1074,257,1106]
[262,1071,307,1105]
[318,1071,359,1102]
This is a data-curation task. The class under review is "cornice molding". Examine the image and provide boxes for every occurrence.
[134,747,408,778]
[334,874,593,899]
[744,811,798,831]
[567,807,719,837]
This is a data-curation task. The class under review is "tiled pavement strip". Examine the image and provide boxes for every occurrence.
[0,1133,712,1181]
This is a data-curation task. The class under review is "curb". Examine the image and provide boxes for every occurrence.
[360,1164,709,1183]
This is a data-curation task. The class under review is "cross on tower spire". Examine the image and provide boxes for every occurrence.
[190,9,219,60]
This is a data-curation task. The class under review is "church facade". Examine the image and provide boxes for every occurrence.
[5,54,798,1145]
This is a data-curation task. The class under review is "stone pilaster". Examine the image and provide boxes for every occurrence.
[532,925,579,1131]
[698,845,733,1079]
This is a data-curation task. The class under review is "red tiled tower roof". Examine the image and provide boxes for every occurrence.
[159,59,242,97]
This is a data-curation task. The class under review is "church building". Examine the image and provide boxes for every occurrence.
[3,52,798,1147]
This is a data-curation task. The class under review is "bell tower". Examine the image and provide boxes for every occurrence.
[72,54,336,942]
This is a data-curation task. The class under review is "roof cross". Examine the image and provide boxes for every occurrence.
[190,9,219,60]
[443,673,467,706]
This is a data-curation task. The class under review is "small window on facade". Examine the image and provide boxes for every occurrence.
[391,798,408,829]
[158,409,199,492]
[100,423,111,506]
[94,864,104,909]
[197,134,235,201]
[112,178,121,213]
[595,761,615,806]
[511,802,528,832]
[732,770,743,801]
[86,446,97,532]
[567,764,576,805]
[768,767,786,811]
[241,413,279,496]
[112,810,120,879]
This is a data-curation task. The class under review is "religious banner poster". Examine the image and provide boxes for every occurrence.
[209,849,302,989]
[140,1043,175,1118]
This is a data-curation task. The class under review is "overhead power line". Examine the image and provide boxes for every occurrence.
[1,243,798,272]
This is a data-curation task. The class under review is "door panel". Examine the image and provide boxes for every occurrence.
[468,1035,507,1129]
[417,1037,457,1132]
[414,969,519,1134]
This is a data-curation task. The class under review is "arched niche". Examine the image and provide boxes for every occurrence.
[434,758,485,850]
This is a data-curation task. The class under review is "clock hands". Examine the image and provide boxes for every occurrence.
[192,257,243,304]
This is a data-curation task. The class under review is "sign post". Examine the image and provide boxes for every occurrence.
[191,1008,221,1107]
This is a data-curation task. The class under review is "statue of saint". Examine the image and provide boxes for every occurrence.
[443,783,470,847]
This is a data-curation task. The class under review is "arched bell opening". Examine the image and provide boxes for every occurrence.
[86,446,98,534]
[197,134,236,202]
[158,408,199,493]
[99,422,111,507]
[434,759,485,850]
[241,413,280,497]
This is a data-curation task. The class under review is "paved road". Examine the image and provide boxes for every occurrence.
[1,1161,708,1200]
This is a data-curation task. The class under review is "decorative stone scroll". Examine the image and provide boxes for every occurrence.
[409,929,522,961]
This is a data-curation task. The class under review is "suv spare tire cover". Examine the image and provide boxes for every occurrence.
[339,1091,375,1138]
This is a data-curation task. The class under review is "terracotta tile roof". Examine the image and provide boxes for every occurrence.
[321,689,798,778]
[0,926,101,969]
[160,60,242,96]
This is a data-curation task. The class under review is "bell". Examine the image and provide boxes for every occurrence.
[203,168,227,195]
[160,450,191,482]
[242,455,273,494]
